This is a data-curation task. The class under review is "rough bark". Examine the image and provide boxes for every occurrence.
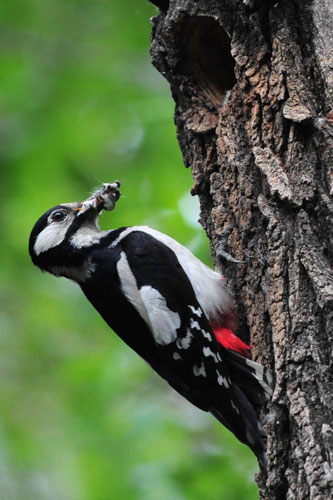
[148,1,333,499]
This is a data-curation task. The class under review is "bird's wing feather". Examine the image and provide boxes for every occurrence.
[87,229,267,463]
[117,231,241,410]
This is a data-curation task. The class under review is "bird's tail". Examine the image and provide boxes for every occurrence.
[211,350,273,466]
[225,349,273,405]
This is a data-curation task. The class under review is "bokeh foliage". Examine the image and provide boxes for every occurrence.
[0,1,258,498]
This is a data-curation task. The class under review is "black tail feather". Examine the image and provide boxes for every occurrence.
[225,349,273,404]
[211,385,267,466]
[211,350,273,466]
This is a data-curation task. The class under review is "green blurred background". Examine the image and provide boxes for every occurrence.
[0,1,258,499]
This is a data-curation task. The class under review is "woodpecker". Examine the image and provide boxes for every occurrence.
[29,182,272,466]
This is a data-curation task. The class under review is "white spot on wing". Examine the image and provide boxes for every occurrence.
[201,329,212,342]
[203,346,219,363]
[193,363,206,377]
[190,319,201,331]
[176,329,192,349]
[189,318,212,341]
[216,370,230,388]
[189,305,202,317]
[173,352,182,361]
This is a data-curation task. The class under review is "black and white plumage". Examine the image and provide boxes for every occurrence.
[29,183,272,466]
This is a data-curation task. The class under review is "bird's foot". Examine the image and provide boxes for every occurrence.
[216,225,244,265]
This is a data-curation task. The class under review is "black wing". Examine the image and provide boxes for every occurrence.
[117,231,266,462]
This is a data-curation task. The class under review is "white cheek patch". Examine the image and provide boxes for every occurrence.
[34,220,71,256]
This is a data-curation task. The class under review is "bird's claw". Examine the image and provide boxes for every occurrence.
[216,225,245,265]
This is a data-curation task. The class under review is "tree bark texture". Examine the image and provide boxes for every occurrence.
[148,1,333,499]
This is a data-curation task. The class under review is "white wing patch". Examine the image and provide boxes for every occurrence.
[117,252,180,345]
[132,227,233,321]
[117,252,150,326]
[139,286,181,345]
[109,226,233,323]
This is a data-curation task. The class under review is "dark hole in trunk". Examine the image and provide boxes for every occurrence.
[180,16,236,107]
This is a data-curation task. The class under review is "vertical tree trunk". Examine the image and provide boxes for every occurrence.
[148,1,333,498]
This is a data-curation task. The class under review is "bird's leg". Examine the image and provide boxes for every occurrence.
[216,225,244,266]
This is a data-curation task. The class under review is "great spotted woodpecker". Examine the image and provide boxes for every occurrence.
[29,182,272,466]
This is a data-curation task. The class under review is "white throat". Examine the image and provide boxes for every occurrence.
[69,225,110,248]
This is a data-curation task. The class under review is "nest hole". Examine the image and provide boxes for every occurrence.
[181,16,236,106]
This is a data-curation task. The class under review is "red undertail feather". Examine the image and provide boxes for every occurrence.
[212,327,251,358]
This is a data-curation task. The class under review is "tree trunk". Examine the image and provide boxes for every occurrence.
[148,1,333,498]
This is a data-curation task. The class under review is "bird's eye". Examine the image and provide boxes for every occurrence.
[51,210,66,222]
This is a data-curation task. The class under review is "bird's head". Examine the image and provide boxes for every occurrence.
[29,182,121,277]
